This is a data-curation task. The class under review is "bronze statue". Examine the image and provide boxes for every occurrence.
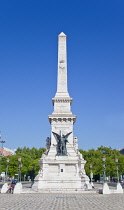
[52,131,72,156]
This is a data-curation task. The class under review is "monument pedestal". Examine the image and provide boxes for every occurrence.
[32,150,89,191]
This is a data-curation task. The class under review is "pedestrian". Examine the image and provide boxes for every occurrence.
[6,182,14,193]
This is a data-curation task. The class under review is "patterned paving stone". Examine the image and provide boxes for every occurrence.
[0,193,124,210]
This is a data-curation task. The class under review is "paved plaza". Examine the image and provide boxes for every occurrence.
[0,192,124,210]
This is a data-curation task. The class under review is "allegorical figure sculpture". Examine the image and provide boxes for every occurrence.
[52,131,72,156]
[45,137,51,154]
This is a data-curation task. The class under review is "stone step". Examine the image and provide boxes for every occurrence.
[21,188,97,194]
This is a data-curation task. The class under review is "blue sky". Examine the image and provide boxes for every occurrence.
[0,0,124,151]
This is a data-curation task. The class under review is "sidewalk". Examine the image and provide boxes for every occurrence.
[0,192,124,210]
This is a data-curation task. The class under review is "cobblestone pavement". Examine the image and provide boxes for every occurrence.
[0,193,124,210]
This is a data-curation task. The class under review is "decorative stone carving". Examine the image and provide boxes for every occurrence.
[45,137,51,154]
[73,137,78,152]
[59,62,65,73]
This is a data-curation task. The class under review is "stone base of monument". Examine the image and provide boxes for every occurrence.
[32,177,88,192]
[31,152,94,193]
[13,182,22,194]
[91,182,94,188]
[1,183,9,193]
[22,187,96,194]
[84,182,94,190]
[99,183,110,194]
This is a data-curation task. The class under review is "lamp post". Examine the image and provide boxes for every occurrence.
[32,164,35,182]
[18,157,22,182]
[6,158,10,181]
[0,132,5,178]
[0,151,2,179]
[0,140,6,156]
[90,164,93,184]
[115,158,119,183]
[102,157,106,183]
[20,163,22,182]
[115,157,123,193]
[0,132,6,155]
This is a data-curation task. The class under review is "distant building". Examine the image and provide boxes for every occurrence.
[0,147,16,156]
[119,148,124,155]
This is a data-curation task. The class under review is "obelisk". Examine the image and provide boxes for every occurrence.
[32,32,90,192]
[48,32,76,155]
[55,32,69,97]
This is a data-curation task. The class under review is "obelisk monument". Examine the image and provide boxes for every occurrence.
[48,32,76,156]
[32,32,89,191]
[55,32,69,97]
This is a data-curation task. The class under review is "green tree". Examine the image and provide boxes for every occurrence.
[79,146,124,180]
[28,159,40,181]
[16,147,46,159]
[1,153,33,179]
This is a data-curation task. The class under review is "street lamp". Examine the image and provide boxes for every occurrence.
[18,157,22,182]
[0,140,6,156]
[0,151,2,179]
[90,164,93,184]
[6,158,10,180]
[20,163,22,182]
[115,158,119,183]
[102,157,106,183]
[0,131,5,153]
[0,132,5,178]
[32,164,35,182]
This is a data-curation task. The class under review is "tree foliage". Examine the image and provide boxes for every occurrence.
[0,147,45,180]
[79,146,124,180]
[16,147,46,159]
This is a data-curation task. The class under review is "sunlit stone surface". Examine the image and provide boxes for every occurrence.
[32,33,89,192]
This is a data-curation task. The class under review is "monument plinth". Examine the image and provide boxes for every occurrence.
[32,32,89,192]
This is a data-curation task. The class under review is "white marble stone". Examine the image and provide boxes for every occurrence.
[84,182,94,190]
[116,182,123,193]
[32,148,90,191]
[13,182,22,194]
[55,32,69,97]
[1,183,9,193]
[99,183,110,194]
[32,32,90,192]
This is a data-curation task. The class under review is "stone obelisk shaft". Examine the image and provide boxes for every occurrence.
[48,32,76,157]
[55,32,69,97]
